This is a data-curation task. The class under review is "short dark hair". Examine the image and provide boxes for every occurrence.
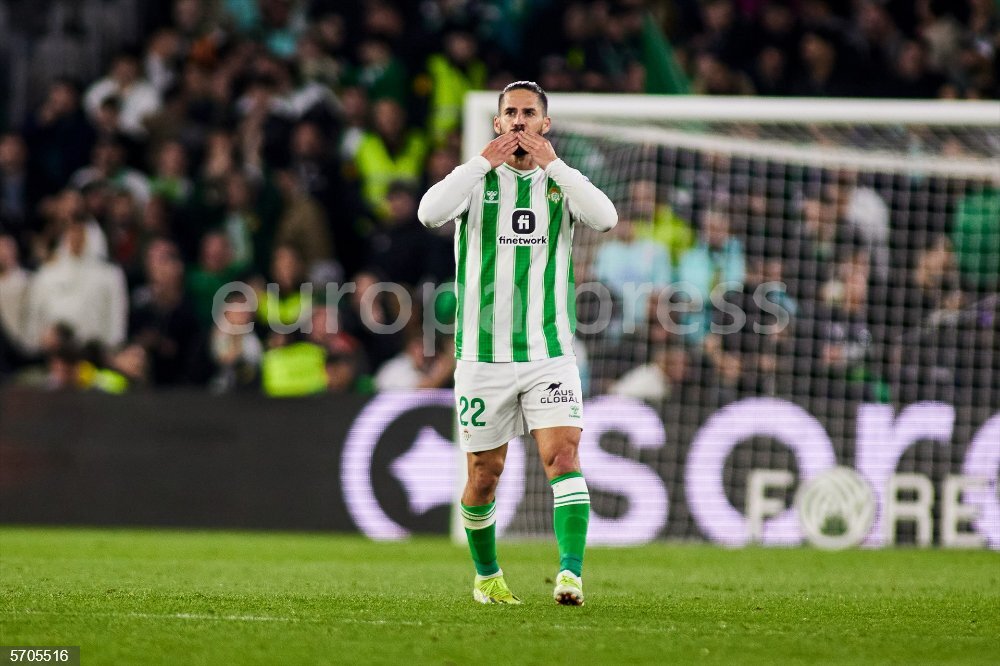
[498,80,548,115]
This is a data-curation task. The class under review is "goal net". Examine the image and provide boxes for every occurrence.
[456,94,1000,548]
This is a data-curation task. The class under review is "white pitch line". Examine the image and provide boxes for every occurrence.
[3,609,674,634]
[3,609,427,627]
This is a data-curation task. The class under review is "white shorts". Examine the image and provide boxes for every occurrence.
[453,355,584,453]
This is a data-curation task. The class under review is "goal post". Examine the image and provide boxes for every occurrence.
[463,93,1000,162]
[453,93,1000,548]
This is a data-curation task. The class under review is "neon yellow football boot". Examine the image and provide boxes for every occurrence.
[473,570,522,605]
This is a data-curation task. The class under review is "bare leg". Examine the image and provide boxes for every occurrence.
[534,426,588,596]
[461,444,508,507]
[532,426,582,480]
[461,445,509,584]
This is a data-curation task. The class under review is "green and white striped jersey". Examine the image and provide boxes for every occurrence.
[419,156,617,363]
[455,163,575,362]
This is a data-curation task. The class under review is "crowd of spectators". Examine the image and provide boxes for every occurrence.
[674,0,999,99]
[0,0,997,401]
[585,158,998,410]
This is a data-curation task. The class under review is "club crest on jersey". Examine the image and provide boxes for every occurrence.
[485,190,499,203]
[547,187,562,203]
[511,209,536,234]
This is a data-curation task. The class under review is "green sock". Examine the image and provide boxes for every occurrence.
[550,471,590,577]
[461,501,499,576]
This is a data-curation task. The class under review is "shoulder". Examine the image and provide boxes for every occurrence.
[31,263,60,286]
[85,78,114,96]
[406,131,428,150]
[100,261,127,283]
[357,132,381,149]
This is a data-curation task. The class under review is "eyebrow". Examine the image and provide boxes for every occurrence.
[502,106,538,113]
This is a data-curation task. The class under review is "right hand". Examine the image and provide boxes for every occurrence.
[480,132,520,168]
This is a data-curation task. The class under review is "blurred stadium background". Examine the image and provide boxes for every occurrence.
[0,0,998,552]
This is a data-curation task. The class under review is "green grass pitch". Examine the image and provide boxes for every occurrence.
[1,527,998,665]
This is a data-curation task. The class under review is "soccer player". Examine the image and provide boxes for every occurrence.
[418,81,617,605]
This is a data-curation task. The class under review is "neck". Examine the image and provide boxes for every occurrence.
[153,281,182,304]
[811,60,834,82]
[844,296,864,313]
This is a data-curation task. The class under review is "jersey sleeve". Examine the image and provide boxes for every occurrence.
[418,156,491,228]
[545,159,618,232]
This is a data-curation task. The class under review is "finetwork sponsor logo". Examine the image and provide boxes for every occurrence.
[512,209,536,234]
[499,236,547,245]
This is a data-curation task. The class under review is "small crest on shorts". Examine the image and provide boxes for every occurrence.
[462,428,472,442]
[569,405,581,418]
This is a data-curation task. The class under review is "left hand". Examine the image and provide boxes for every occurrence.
[516,130,558,169]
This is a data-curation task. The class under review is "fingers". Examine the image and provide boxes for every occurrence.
[515,131,557,167]
[491,134,518,153]
[497,133,519,148]
[516,131,547,150]
[482,132,521,166]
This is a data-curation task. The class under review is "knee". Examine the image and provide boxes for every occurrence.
[543,440,580,478]
[467,459,502,499]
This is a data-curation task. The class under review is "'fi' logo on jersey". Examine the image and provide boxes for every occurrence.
[485,190,499,203]
[511,209,535,234]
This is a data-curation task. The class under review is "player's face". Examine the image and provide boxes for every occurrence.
[494,89,550,137]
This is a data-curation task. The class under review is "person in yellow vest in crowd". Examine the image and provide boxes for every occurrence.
[419,26,487,146]
[261,330,329,398]
[628,179,695,265]
[353,98,428,219]
[256,244,311,333]
[254,243,328,397]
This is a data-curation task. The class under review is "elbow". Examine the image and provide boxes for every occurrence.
[596,207,618,233]
[416,202,440,229]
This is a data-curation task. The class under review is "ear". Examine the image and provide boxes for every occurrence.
[541,116,552,135]
[493,115,502,135]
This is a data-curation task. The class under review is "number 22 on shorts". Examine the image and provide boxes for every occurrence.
[458,396,487,427]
